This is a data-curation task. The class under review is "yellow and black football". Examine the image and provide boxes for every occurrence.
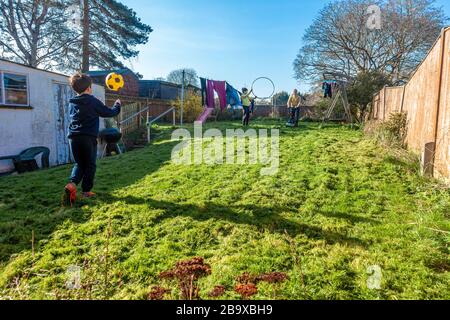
[105,73,125,92]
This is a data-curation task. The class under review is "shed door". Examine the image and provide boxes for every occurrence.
[53,82,75,165]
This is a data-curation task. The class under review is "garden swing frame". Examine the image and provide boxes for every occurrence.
[322,72,353,124]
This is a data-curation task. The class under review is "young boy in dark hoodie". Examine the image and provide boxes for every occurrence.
[63,73,121,206]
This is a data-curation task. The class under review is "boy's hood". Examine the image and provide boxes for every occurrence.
[70,94,92,105]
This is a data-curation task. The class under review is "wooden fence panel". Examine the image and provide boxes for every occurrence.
[402,36,442,154]
[118,102,144,136]
[372,93,380,120]
[435,29,450,179]
[379,88,385,120]
[105,94,175,122]
[372,27,450,181]
[384,87,404,116]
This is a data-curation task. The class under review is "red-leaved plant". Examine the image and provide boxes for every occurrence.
[235,283,258,299]
[208,285,226,298]
[159,257,211,300]
[234,272,289,300]
[148,286,171,300]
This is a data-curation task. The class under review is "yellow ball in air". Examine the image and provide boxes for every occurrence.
[105,73,125,92]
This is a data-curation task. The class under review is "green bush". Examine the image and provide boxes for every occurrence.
[315,98,332,118]
[366,112,408,148]
[172,94,203,123]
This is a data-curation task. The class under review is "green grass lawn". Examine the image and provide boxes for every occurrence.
[0,120,449,300]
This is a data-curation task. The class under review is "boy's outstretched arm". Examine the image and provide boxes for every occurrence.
[95,99,121,118]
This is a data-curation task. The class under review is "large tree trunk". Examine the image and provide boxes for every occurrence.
[81,0,90,72]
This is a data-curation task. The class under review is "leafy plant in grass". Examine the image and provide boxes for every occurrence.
[208,285,226,299]
[159,257,211,300]
[234,272,289,300]
[382,112,408,147]
[235,283,258,299]
[148,286,171,300]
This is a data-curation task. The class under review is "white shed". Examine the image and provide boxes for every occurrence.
[0,59,106,174]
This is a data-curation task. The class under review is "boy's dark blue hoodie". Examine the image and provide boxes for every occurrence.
[68,94,121,139]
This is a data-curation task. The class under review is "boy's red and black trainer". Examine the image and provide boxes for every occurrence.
[63,183,77,207]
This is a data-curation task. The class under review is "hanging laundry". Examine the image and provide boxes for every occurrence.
[226,83,242,109]
[200,77,207,106]
[322,82,333,99]
[327,84,333,98]
[213,80,227,110]
[206,80,215,109]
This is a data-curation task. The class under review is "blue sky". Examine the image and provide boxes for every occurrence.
[122,0,450,93]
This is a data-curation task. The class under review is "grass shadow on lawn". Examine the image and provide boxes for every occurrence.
[0,139,180,266]
[107,194,370,249]
[316,209,380,225]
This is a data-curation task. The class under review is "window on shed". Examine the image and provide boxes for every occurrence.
[0,73,2,104]
[2,72,29,105]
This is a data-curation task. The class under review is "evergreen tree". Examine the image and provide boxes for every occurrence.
[73,0,153,72]
[0,0,152,72]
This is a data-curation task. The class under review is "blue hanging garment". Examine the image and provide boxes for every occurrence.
[226,82,242,109]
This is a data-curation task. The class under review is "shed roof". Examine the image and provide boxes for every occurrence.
[0,58,69,78]
[87,68,133,77]
[139,79,200,90]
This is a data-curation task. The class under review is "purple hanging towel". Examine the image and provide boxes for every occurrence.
[213,80,227,111]
[206,80,215,109]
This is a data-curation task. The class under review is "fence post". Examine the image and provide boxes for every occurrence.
[147,110,151,144]
[428,27,447,177]
[181,70,185,126]
[400,85,406,113]
[173,108,176,126]
[383,86,387,121]
[137,102,141,128]
[423,142,436,177]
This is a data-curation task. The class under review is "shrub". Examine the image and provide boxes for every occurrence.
[366,112,408,148]
[315,98,332,118]
[172,94,204,123]
[383,112,408,144]
[347,71,391,122]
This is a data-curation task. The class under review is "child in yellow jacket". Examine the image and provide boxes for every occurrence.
[241,88,254,126]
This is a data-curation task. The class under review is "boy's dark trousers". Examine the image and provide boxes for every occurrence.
[69,135,98,193]
[243,106,251,126]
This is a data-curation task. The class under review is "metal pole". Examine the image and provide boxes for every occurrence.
[147,110,150,143]
[180,70,185,126]
[272,95,275,119]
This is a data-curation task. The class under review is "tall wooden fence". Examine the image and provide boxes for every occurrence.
[105,93,175,131]
[372,27,450,181]
[103,94,176,145]
[253,105,317,119]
